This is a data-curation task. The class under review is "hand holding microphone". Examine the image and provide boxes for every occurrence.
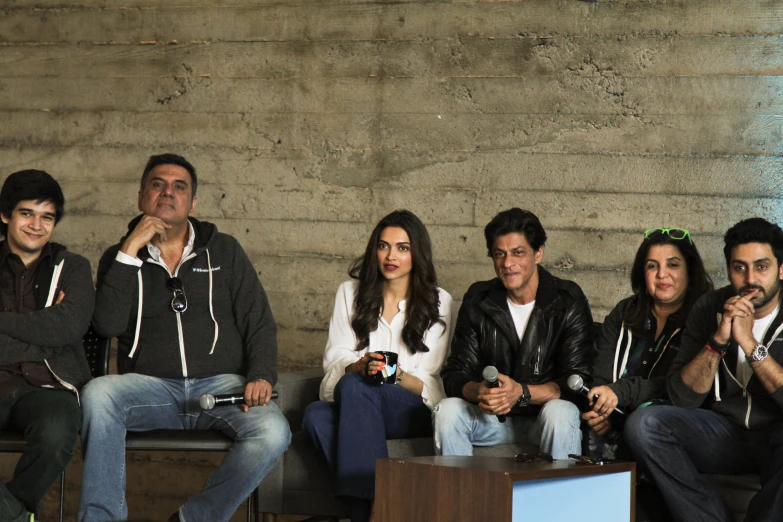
[481,366,507,423]
[200,391,279,410]
[567,374,624,416]
[568,374,624,439]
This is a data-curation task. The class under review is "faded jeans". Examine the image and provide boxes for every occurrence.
[78,373,291,522]
[432,397,582,459]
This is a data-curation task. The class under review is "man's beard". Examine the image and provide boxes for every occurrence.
[740,281,781,310]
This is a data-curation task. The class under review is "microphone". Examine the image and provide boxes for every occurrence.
[199,391,279,410]
[482,366,506,423]
[567,375,624,416]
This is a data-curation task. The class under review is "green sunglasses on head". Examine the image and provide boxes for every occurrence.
[643,227,692,244]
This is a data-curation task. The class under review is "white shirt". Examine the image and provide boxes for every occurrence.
[507,298,535,342]
[737,303,780,386]
[319,280,455,409]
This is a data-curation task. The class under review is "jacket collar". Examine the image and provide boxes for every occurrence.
[479,267,562,314]
[0,240,55,269]
[478,266,564,343]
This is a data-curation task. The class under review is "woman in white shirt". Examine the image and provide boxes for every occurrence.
[302,210,455,522]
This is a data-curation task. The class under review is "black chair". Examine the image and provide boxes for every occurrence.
[82,328,259,522]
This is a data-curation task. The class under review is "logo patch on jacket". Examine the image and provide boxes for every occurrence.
[192,267,221,272]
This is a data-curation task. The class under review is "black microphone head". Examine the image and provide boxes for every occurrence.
[482,366,499,382]
[567,374,584,392]
[199,394,216,410]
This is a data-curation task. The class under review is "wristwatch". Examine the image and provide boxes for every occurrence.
[395,367,405,385]
[516,382,531,408]
[747,344,769,363]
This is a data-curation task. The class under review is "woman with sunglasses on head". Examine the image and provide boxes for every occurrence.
[585,228,714,441]
[301,210,455,522]
[584,228,713,520]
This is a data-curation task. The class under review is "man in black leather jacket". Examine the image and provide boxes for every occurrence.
[434,208,593,458]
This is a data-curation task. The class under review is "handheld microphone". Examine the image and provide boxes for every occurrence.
[567,375,624,416]
[199,391,278,410]
[482,366,506,423]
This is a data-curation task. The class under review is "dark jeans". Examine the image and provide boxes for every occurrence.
[625,405,783,522]
[0,385,81,521]
[301,372,432,521]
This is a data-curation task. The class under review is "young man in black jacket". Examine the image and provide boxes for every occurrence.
[78,154,291,522]
[625,218,783,522]
[434,208,593,459]
[0,170,94,522]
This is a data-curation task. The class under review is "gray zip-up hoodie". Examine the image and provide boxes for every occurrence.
[93,216,278,384]
[667,286,783,430]
[0,242,94,394]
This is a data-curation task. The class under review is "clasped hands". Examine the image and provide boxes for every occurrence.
[477,372,524,416]
[716,293,758,355]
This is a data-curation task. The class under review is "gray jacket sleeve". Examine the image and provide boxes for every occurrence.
[228,239,278,385]
[595,298,668,409]
[0,254,94,360]
[666,293,715,409]
[93,245,141,339]
[592,302,624,388]
[609,369,667,411]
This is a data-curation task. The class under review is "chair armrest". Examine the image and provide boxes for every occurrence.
[273,369,324,431]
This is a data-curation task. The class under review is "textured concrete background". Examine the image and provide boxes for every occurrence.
[1,0,782,519]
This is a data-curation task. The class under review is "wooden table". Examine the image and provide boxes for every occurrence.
[375,456,635,522]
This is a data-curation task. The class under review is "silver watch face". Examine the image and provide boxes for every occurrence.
[753,344,769,361]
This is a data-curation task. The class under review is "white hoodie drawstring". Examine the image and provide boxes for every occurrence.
[126,249,218,358]
[613,322,633,382]
[44,260,64,307]
[207,249,219,354]
[128,271,144,358]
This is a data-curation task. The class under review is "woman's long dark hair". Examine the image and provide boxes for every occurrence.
[624,231,714,336]
[349,210,444,353]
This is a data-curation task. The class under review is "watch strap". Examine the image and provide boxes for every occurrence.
[517,382,531,407]
[395,367,405,385]
[708,337,730,355]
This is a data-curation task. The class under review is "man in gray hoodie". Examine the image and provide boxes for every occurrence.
[78,154,291,522]
[0,169,94,522]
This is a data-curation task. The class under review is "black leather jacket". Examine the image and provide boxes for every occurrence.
[441,267,594,416]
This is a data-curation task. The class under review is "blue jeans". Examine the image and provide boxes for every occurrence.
[301,372,431,500]
[625,405,783,522]
[77,373,291,522]
[432,397,581,459]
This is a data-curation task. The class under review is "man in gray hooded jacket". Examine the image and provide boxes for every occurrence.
[0,169,94,522]
[78,154,291,522]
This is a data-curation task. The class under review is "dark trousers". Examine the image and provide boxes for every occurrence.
[0,385,81,521]
[625,405,783,522]
[301,372,432,521]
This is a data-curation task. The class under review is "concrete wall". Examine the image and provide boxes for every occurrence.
[1,0,782,519]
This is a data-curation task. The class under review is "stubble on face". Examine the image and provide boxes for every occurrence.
[137,164,196,226]
[729,243,783,317]
[492,232,542,304]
